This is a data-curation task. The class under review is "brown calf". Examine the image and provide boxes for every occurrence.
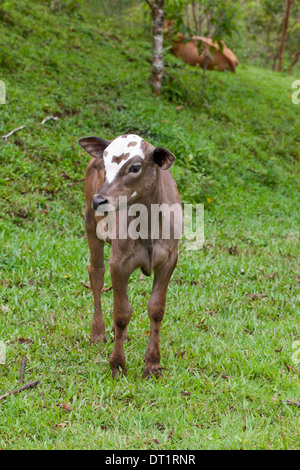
[78,134,182,378]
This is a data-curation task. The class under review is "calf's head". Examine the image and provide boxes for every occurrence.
[78,134,175,212]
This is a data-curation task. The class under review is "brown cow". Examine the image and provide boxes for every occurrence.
[172,33,238,72]
[79,134,183,379]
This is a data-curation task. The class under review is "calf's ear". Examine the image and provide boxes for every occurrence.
[152,147,176,170]
[78,136,111,159]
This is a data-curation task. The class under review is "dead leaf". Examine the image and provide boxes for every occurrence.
[41,208,49,214]
[18,337,33,344]
[167,427,174,440]
[57,403,72,411]
[266,272,278,280]
[250,294,259,300]
[15,208,28,219]
[52,422,68,429]
[175,350,186,358]
[243,328,254,335]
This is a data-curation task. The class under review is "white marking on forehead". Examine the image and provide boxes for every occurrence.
[103,134,145,183]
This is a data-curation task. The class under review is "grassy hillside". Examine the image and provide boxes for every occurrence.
[0,0,299,449]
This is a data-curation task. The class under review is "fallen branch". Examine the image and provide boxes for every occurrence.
[81,281,91,289]
[2,125,26,141]
[224,403,235,416]
[102,286,112,293]
[41,116,59,125]
[81,282,112,293]
[284,363,299,375]
[20,357,26,382]
[284,399,300,408]
[0,380,39,401]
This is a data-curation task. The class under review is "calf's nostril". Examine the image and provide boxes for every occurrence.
[92,196,108,210]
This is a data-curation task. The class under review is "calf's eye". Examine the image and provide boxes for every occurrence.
[129,164,141,173]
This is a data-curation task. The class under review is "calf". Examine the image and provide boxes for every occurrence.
[78,134,182,378]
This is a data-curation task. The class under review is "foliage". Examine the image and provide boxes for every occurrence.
[234,0,300,71]
[163,0,300,71]
[165,0,239,41]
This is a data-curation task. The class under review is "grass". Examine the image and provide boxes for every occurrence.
[0,0,299,450]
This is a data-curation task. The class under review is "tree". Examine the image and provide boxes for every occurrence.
[238,0,300,72]
[288,46,300,72]
[277,0,294,72]
[146,0,165,95]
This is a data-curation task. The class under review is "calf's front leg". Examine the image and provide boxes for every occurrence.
[109,261,132,377]
[86,228,106,344]
[144,249,178,379]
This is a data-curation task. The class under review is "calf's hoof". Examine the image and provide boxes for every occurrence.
[143,365,163,380]
[111,366,125,378]
[91,332,107,344]
[110,354,126,378]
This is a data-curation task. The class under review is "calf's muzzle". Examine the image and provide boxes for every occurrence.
[92,195,108,210]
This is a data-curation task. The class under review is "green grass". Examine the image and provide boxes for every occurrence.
[0,0,299,450]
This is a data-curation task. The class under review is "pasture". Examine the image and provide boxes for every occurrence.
[0,0,299,450]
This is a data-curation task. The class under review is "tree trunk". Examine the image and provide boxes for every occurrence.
[186,5,190,29]
[288,45,300,71]
[277,0,294,72]
[198,14,203,36]
[146,0,165,95]
[192,2,199,33]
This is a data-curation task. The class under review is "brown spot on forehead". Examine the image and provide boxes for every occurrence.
[112,153,130,164]
[121,135,128,139]
[127,141,137,147]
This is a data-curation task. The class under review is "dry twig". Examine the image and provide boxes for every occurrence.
[2,125,26,141]
[41,116,59,125]
[0,380,39,401]
[20,357,26,382]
